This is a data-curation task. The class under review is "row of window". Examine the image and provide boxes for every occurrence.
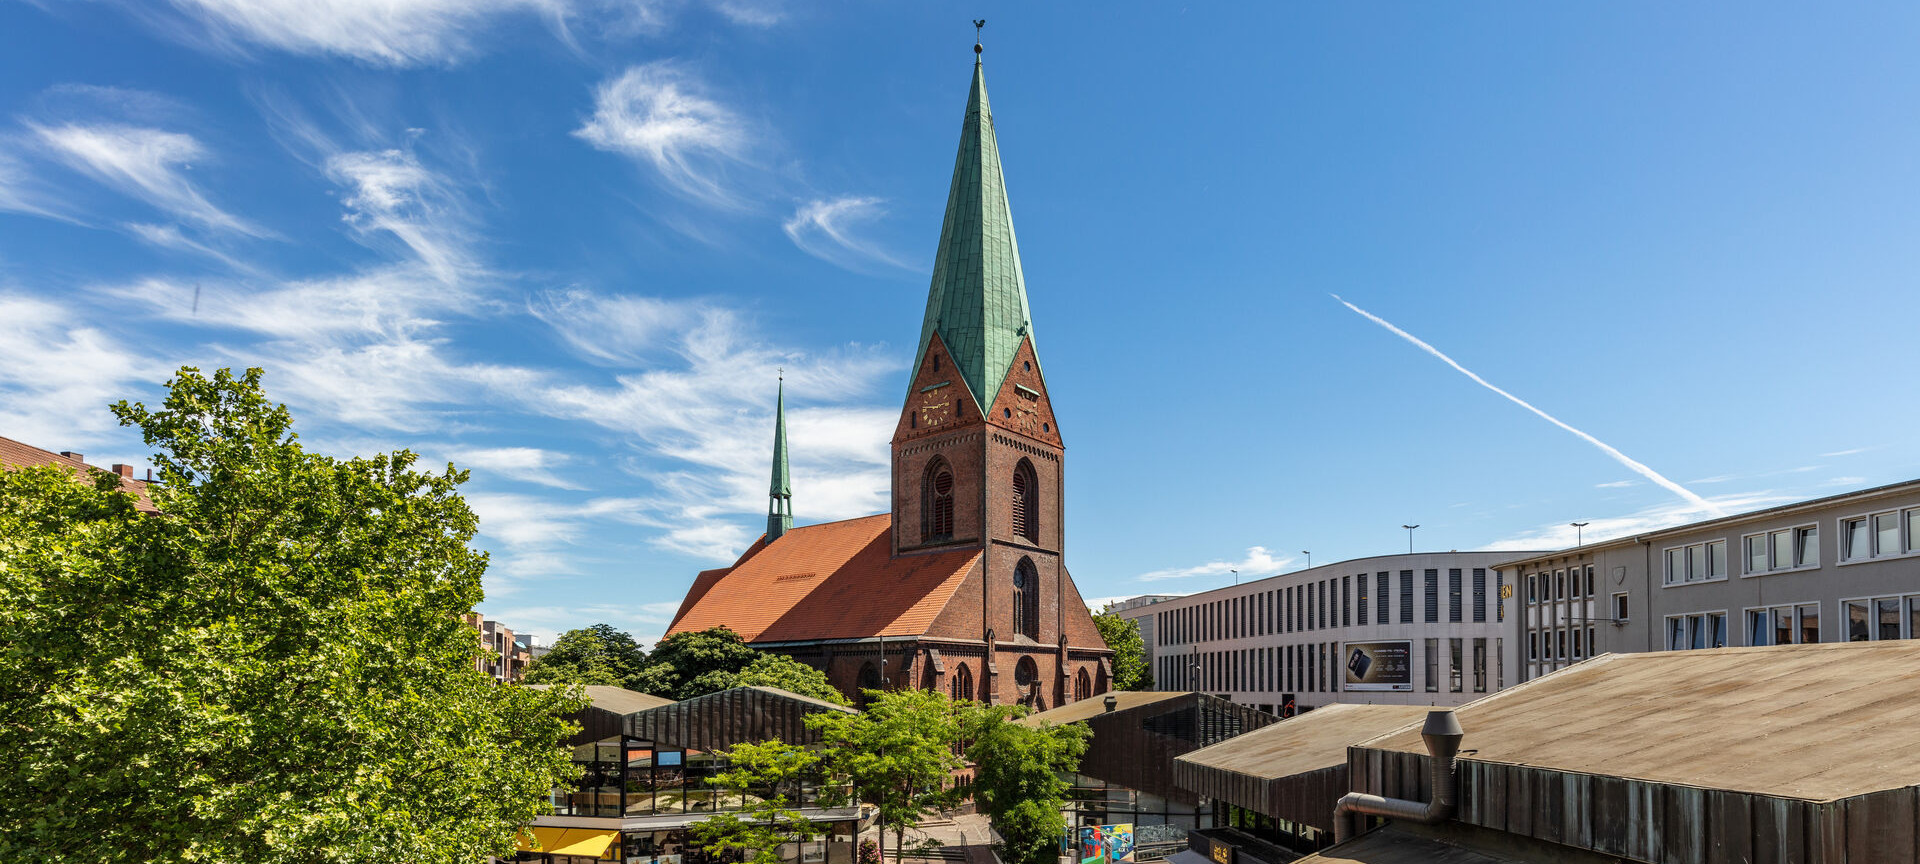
[1655,506,1920,586]
[1160,637,1503,695]
[1842,508,1920,562]
[1528,626,1599,663]
[1661,595,1920,651]
[1526,565,1597,603]
[1157,568,1502,646]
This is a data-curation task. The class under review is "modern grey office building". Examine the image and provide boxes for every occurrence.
[1119,552,1541,714]
[1502,478,1920,682]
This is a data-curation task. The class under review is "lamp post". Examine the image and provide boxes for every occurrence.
[1302,551,1311,569]
[1571,522,1590,546]
[1230,568,1238,586]
[1402,524,1419,554]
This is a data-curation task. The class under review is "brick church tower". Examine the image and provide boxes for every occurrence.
[668,49,1110,709]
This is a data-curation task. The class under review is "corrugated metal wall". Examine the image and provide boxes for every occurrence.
[1348,746,1917,864]
[1079,694,1275,806]
[625,688,851,751]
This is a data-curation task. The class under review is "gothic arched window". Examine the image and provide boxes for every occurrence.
[951,663,974,702]
[922,458,955,543]
[1013,558,1040,640]
[1015,656,1042,709]
[1074,668,1091,701]
[1011,459,1039,543]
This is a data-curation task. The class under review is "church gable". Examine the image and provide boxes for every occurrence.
[983,336,1061,448]
[892,331,985,445]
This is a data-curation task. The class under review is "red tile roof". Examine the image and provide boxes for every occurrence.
[0,435,157,512]
[668,513,981,643]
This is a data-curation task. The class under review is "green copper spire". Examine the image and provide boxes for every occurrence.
[767,377,792,541]
[913,53,1038,410]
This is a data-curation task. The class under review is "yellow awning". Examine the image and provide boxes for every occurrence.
[515,827,619,858]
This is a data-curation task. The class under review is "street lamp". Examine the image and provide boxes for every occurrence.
[1571,522,1590,546]
[1402,524,1419,554]
[1302,551,1311,569]
[1230,568,1238,586]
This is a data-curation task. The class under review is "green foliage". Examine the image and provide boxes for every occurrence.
[525,623,650,689]
[686,741,825,864]
[730,653,849,705]
[0,367,584,864]
[966,713,1090,864]
[635,626,846,705]
[807,689,969,861]
[1093,612,1152,691]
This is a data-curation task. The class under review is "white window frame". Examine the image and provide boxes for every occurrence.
[1661,539,1729,586]
[1743,601,1821,646]
[1839,508,1920,564]
[1838,593,1920,641]
[1741,522,1820,576]
[1611,592,1629,622]
[1663,609,1728,651]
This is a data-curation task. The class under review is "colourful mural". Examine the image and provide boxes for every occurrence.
[1075,824,1136,864]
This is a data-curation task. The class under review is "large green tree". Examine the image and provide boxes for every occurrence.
[635,626,846,704]
[524,623,651,688]
[0,367,583,864]
[686,740,827,864]
[1093,612,1152,691]
[807,689,969,863]
[967,712,1090,864]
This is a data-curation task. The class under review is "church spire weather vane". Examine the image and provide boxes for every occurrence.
[974,19,985,54]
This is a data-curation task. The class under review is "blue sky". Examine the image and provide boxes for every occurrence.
[4,2,1918,643]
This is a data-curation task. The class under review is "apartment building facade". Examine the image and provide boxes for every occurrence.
[465,613,536,683]
[1127,552,1538,714]
[1502,478,1920,682]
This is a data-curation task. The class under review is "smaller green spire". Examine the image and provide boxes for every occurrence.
[767,377,792,541]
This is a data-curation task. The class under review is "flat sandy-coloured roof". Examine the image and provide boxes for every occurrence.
[1178,703,1432,779]
[529,684,673,716]
[1013,690,1192,727]
[1362,641,1920,802]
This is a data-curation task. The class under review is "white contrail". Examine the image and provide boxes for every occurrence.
[1334,294,1726,517]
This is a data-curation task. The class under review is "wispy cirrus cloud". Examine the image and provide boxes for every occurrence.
[141,0,777,68]
[783,196,911,272]
[325,148,474,283]
[0,292,165,448]
[529,289,899,560]
[574,62,754,208]
[1136,546,1293,583]
[28,122,265,237]
[447,446,585,490]
[0,146,77,222]
[1484,490,1797,552]
[149,0,576,67]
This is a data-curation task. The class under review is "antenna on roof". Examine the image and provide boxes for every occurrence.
[974,19,985,55]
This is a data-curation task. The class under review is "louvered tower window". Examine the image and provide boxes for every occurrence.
[1013,557,1040,640]
[923,458,955,543]
[1011,459,1039,542]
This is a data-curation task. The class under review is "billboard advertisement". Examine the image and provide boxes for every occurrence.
[1344,641,1412,692]
[1074,824,1136,864]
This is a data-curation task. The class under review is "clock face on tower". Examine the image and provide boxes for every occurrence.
[918,390,952,427]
